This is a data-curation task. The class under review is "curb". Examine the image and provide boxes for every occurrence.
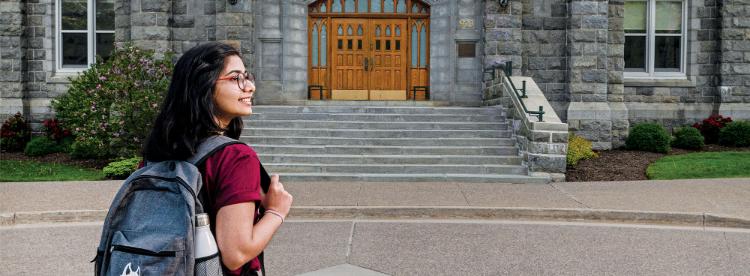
[2,207,749,229]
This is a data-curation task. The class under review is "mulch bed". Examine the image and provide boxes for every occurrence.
[566,144,750,182]
[0,152,111,170]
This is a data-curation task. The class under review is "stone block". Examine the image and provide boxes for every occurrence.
[172,15,195,28]
[570,1,598,15]
[569,29,597,42]
[141,1,170,12]
[527,153,566,173]
[132,26,169,40]
[543,18,566,30]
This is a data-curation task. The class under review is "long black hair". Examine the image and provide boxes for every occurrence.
[143,42,244,161]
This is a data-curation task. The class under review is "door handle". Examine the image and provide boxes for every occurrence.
[364,57,369,71]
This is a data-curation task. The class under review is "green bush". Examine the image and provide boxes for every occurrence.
[719,121,750,147]
[1,112,31,152]
[103,157,142,179]
[52,45,173,159]
[567,134,599,166]
[69,137,109,159]
[626,123,671,153]
[671,126,704,150]
[24,136,65,157]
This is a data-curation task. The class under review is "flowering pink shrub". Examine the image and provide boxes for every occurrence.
[52,45,173,158]
[692,114,732,144]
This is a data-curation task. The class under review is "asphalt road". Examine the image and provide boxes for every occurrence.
[2,220,749,275]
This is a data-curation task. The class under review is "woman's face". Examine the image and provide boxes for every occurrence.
[213,55,255,128]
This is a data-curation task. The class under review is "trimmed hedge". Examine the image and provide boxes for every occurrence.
[626,123,671,153]
[719,121,750,147]
[672,127,704,150]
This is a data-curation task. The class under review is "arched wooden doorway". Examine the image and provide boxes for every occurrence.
[308,0,430,100]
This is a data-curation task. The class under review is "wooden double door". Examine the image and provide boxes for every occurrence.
[330,18,408,100]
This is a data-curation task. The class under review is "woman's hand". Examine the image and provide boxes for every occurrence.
[262,174,293,217]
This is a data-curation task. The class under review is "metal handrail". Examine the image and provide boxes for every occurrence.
[484,61,544,122]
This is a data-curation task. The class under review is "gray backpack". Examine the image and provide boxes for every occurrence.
[94,136,243,276]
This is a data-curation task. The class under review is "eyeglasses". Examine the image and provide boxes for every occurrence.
[217,72,255,90]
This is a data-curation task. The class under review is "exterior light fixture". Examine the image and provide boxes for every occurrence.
[499,0,509,7]
[228,0,238,5]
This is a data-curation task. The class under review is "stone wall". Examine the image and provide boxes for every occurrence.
[0,0,24,121]
[483,0,522,75]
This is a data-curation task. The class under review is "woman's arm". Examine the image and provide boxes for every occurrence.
[215,175,293,270]
[215,202,281,270]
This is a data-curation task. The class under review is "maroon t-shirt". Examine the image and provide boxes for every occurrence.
[199,144,263,274]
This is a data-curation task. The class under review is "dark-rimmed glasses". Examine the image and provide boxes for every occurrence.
[217,72,255,90]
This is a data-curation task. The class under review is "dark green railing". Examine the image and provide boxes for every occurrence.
[484,61,544,122]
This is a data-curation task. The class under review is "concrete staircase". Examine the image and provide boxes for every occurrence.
[242,102,549,183]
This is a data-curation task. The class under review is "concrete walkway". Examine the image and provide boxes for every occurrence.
[1,178,750,227]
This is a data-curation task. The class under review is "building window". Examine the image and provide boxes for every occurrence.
[57,0,115,71]
[624,0,686,78]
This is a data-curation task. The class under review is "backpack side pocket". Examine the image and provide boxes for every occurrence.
[105,231,186,276]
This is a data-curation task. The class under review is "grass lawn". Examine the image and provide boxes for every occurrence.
[0,160,105,182]
[647,151,750,180]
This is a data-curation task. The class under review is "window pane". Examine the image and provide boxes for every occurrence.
[412,3,419,13]
[371,0,381,12]
[395,26,400,36]
[385,26,391,36]
[321,2,327,12]
[375,40,380,50]
[385,40,391,50]
[358,0,368,12]
[655,36,681,71]
[624,1,646,33]
[347,39,352,49]
[411,25,418,67]
[96,33,114,61]
[624,35,646,71]
[656,1,682,34]
[338,25,343,35]
[312,25,318,66]
[96,0,115,30]
[384,0,394,12]
[321,25,327,66]
[338,39,343,49]
[332,0,342,12]
[419,26,426,67]
[375,26,381,36]
[347,25,353,35]
[358,39,362,49]
[61,0,87,30]
[395,40,400,50]
[345,0,355,12]
[396,0,406,12]
[62,32,87,67]
[357,25,363,36]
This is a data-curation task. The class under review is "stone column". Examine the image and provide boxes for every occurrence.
[216,0,254,65]
[0,0,25,120]
[566,0,612,149]
[483,0,522,75]
[127,0,171,55]
[254,0,283,104]
[607,0,628,148]
[718,0,750,120]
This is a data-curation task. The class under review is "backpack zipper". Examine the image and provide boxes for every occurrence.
[110,245,177,257]
[129,175,197,199]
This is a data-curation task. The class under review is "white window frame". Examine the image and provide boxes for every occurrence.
[624,0,687,79]
[56,0,115,72]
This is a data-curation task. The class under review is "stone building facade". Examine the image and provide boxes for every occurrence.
[1,0,749,148]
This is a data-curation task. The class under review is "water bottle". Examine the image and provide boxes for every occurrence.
[195,213,218,259]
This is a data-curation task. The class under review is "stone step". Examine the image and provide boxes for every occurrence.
[243,128,511,138]
[256,154,522,165]
[240,136,516,147]
[264,163,528,175]
[249,144,518,155]
[273,100,452,107]
[273,172,549,184]
[244,120,508,130]
[252,105,501,115]
[248,113,505,122]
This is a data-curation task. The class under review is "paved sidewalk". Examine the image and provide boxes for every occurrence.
[1,178,750,227]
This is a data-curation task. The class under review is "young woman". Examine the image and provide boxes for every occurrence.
[143,42,293,276]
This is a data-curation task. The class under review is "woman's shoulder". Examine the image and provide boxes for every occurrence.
[212,143,258,160]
